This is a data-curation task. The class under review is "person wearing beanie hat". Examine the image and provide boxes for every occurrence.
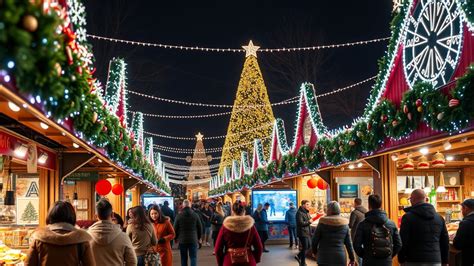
[453,198,474,266]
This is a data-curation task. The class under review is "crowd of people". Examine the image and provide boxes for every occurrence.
[23,188,474,266]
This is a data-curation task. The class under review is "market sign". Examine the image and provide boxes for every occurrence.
[339,184,359,198]
[65,171,99,182]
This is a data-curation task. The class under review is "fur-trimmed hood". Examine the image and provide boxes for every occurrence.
[223,215,255,233]
[319,215,349,226]
[32,222,92,246]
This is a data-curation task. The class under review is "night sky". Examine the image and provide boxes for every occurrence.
[84,1,392,169]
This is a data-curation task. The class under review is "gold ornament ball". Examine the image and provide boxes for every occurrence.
[23,15,38,32]
[92,112,98,123]
[417,106,423,112]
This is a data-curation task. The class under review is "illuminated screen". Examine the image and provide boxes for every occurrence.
[251,190,297,222]
[142,195,174,211]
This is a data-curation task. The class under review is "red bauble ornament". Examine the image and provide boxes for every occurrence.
[119,131,123,141]
[349,140,356,146]
[111,183,124,195]
[102,125,108,132]
[317,178,328,190]
[407,112,413,120]
[367,123,372,130]
[415,99,422,107]
[381,115,388,122]
[95,180,112,196]
[403,105,409,114]
[392,120,398,127]
[307,178,318,189]
[449,99,460,107]
[124,146,129,151]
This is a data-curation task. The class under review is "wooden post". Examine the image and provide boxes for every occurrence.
[379,154,399,222]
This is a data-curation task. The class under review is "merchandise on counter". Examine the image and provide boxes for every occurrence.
[0,242,27,265]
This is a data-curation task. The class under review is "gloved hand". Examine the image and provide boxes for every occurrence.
[158,238,166,244]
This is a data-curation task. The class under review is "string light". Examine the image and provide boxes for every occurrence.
[87,34,390,53]
[160,154,222,161]
[143,123,273,140]
[154,136,271,154]
[131,76,375,119]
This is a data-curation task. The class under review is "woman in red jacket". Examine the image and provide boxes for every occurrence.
[149,204,175,266]
[215,201,263,266]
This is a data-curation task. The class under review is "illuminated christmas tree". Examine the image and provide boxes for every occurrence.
[186,132,212,200]
[219,41,275,175]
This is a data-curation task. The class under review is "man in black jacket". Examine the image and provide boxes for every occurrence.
[174,200,203,266]
[398,189,449,266]
[295,200,317,266]
[453,198,474,266]
[161,200,175,223]
[354,194,402,266]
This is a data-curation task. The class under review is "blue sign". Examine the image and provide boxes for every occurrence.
[339,184,359,198]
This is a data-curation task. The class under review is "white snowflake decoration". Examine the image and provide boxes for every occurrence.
[67,0,87,43]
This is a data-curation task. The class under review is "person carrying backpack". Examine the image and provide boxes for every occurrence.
[353,194,402,266]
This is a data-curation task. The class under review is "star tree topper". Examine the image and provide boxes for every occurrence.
[242,40,260,58]
[196,132,204,141]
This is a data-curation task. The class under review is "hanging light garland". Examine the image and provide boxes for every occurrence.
[160,154,222,161]
[87,34,390,53]
[131,76,376,119]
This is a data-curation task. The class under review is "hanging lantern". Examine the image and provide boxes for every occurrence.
[317,178,328,190]
[417,155,429,169]
[402,155,415,171]
[95,180,112,196]
[432,151,446,168]
[307,178,318,189]
[111,183,124,195]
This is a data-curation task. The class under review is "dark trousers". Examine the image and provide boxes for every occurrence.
[212,231,219,247]
[288,226,297,246]
[179,243,197,266]
[297,236,311,266]
[137,255,145,266]
[257,230,269,250]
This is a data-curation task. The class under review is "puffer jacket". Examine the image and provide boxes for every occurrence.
[174,207,203,244]
[285,207,297,227]
[296,206,312,238]
[453,212,474,266]
[398,203,449,264]
[26,223,96,266]
[88,220,137,266]
[353,209,402,266]
[311,215,355,265]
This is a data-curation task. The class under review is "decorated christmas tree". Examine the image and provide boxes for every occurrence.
[219,41,275,175]
[21,201,38,223]
[186,133,212,199]
[104,57,128,127]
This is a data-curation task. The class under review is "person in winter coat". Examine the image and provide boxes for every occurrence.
[295,200,319,266]
[252,203,270,252]
[161,201,175,223]
[89,199,137,266]
[201,203,213,247]
[453,198,474,266]
[284,202,298,248]
[349,198,367,241]
[174,199,203,266]
[311,201,355,266]
[215,201,263,266]
[353,194,402,266]
[126,206,158,266]
[149,204,175,266]
[398,189,449,266]
[26,201,96,266]
[211,204,225,248]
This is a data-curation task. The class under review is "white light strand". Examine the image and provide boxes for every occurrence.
[160,154,222,161]
[164,162,220,170]
[143,122,273,140]
[127,89,298,108]
[132,76,376,119]
[154,136,271,153]
[165,168,218,175]
[87,34,390,53]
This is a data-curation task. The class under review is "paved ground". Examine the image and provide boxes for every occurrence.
[172,243,318,266]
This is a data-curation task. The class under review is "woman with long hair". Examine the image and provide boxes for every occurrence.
[126,206,157,266]
[215,201,263,266]
[26,201,96,266]
[148,204,175,266]
[211,203,225,250]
